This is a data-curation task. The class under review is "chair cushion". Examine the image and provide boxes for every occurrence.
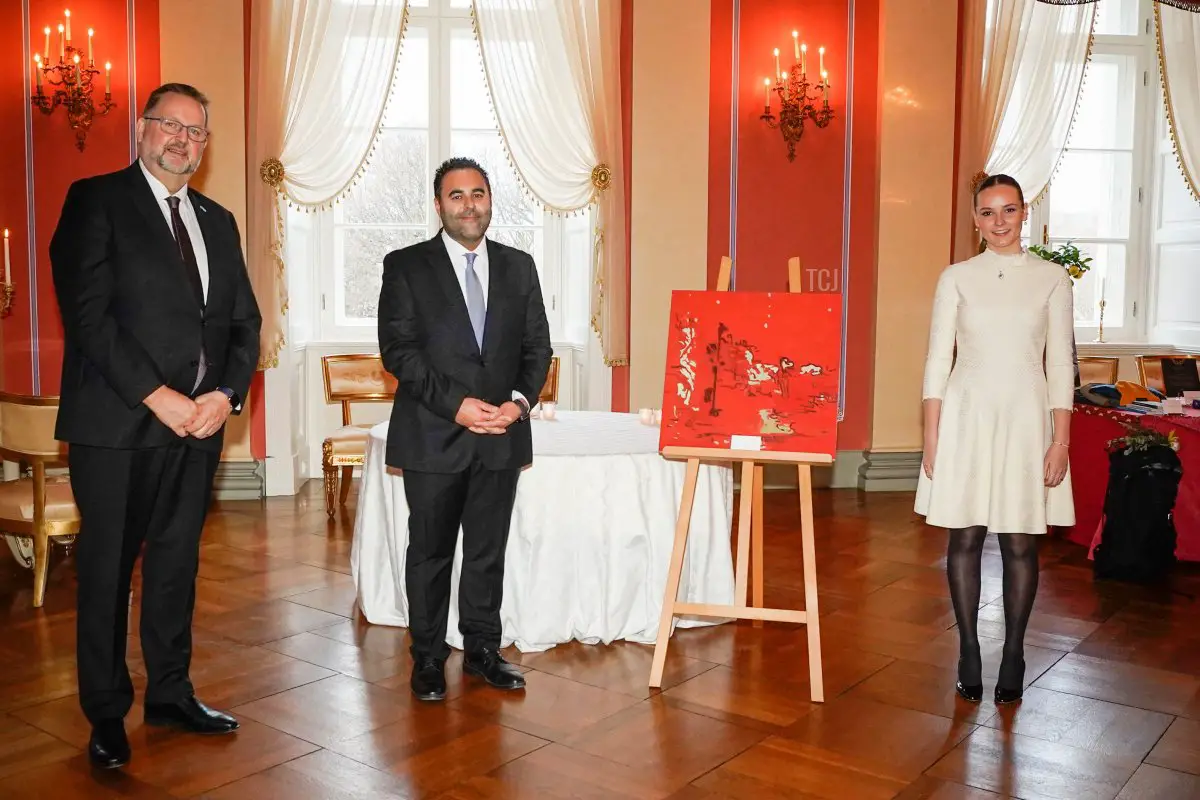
[325,424,373,458]
[0,475,80,523]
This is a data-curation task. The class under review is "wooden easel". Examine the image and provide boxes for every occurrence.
[647,255,832,702]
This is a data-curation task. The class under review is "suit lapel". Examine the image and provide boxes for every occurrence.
[426,235,480,355]
[123,163,204,310]
[482,239,509,357]
[191,191,221,311]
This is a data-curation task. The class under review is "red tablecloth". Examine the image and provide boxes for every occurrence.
[1066,405,1200,562]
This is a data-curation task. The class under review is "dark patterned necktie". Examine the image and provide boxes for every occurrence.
[166,195,205,307]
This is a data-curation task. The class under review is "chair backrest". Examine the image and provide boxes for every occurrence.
[321,354,398,425]
[1078,356,1119,386]
[540,356,560,404]
[1136,354,1200,396]
[0,393,65,463]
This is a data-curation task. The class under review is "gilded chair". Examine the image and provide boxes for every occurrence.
[321,354,397,517]
[539,356,560,405]
[1077,356,1119,386]
[0,393,78,607]
[1136,354,1200,395]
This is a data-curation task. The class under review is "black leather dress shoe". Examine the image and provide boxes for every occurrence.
[144,696,239,734]
[464,648,526,690]
[994,656,1025,704]
[411,656,447,701]
[88,720,130,769]
[954,657,982,703]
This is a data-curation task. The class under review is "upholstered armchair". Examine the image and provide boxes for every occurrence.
[1078,356,1119,386]
[0,393,79,607]
[321,354,397,517]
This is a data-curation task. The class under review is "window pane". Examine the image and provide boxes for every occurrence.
[562,211,593,345]
[450,29,495,130]
[450,0,471,7]
[383,26,430,129]
[1067,54,1137,150]
[342,130,430,225]
[340,227,427,320]
[1094,0,1140,36]
[1057,240,1126,328]
[450,129,542,228]
[1048,151,1133,239]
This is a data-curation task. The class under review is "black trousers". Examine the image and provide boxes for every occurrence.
[402,461,520,661]
[69,442,219,724]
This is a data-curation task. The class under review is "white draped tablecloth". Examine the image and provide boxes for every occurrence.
[350,411,735,652]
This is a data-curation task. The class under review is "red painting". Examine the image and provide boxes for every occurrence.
[658,291,841,456]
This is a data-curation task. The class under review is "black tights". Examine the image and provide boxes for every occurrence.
[947,527,1039,689]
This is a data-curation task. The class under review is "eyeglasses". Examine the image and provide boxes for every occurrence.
[144,116,210,143]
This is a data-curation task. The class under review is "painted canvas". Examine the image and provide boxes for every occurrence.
[658,290,842,456]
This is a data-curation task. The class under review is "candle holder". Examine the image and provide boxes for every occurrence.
[30,15,115,152]
[0,285,13,319]
[760,35,835,162]
[1094,299,1106,343]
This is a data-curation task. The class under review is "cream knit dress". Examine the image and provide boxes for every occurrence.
[914,248,1076,534]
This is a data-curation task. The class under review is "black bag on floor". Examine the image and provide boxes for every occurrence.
[1092,443,1183,584]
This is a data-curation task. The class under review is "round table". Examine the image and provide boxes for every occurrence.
[349,411,736,652]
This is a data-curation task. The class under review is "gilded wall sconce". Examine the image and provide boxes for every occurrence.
[760,30,835,161]
[30,9,116,152]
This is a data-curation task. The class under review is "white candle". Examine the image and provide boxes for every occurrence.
[764,77,771,108]
[64,9,71,42]
[792,30,799,60]
[801,43,807,75]
[88,28,93,64]
[822,71,829,103]
[105,62,111,93]
[773,48,779,81]
[819,46,825,75]
[1100,276,1106,301]
[33,55,42,90]
[44,27,50,60]
[3,229,10,286]
[58,24,64,58]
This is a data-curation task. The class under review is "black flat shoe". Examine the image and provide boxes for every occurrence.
[88,720,130,769]
[411,656,447,701]
[995,656,1025,704]
[464,647,525,691]
[144,696,239,734]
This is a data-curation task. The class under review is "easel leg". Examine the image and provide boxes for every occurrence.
[649,458,702,688]
[798,464,824,702]
[732,460,755,608]
[751,464,765,627]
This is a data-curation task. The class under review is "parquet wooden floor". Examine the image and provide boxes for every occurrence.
[1,481,1199,798]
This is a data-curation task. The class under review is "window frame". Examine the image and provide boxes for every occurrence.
[1024,0,1158,342]
[308,0,582,345]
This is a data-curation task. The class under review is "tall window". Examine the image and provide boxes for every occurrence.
[293,0,593,345]
[1024,0,1158,341]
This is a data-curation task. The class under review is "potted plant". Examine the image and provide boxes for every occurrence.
[1031,240,1094,387]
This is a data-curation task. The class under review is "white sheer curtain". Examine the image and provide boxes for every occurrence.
[1158,2,1200,204]
[247,0,408,368]
[953,0,1095,263]
[471,0,627,369]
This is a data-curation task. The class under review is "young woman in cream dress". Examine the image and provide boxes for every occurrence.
[915,174,1075,705]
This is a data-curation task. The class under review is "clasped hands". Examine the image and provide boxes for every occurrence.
[456,397,521,435]
[144,385,231,439]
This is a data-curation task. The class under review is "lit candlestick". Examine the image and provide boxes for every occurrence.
[65,9,71,42]
[764,77,771,109]
[819,46,825,75]
[105,62,112,94]
[44,26,50,60]
[58,24,64,58]
[3,229,10,287]
[33,55,43,91]
[773,48,779,81]
[88,28,94,64]
[1100,276,1106,301]
[792,30,799,60]
[822,71,829,103]
[801,43,807,76]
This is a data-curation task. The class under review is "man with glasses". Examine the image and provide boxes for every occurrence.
[50,82,260,770]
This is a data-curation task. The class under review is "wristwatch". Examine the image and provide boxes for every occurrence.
[217,387,243,414]
[514,396,530,421]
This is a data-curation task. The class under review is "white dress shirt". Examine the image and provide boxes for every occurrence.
[439,230,529,409]
[138,158,209,301]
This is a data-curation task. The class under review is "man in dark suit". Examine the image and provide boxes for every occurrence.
[378,157,552,701]
[50,83,260,769]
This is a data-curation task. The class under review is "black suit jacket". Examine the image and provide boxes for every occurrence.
[49,161,262,453]
[378,233,552,473]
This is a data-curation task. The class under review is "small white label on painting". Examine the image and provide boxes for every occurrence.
[730,435,762,451]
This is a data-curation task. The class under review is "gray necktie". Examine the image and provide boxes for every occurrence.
[464,251,486,350]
